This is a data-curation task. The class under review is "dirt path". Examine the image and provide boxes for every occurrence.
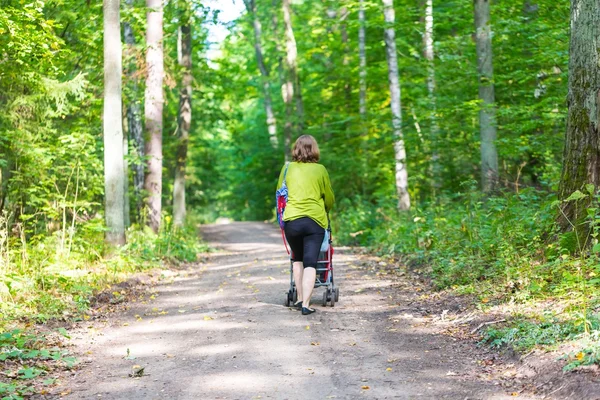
[63,222,542,400]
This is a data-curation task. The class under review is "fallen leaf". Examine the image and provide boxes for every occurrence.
[268,276,275,280]
[386,368,392,372]
[305,325,310,330]
[311,342,320,346]
[361,386,370,390]
[204,316,213,321]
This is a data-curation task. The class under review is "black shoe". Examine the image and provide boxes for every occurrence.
[292,301,303,310]
[302,307,316,315]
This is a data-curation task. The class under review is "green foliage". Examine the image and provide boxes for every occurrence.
[483,313,600,352]
[0,328,75,399]
[336,187,556,290]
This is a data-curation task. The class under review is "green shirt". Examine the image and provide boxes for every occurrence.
[277,162,335,229]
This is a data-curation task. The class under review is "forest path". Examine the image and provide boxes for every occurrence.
[64,222,540,400]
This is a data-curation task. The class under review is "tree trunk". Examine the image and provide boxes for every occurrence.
[144,0,164,233]
[244,0,278,148]
[103,0,126,245]
[122,117,131,227]
[474,0,498,193]
[383,0,410,211]
[173,13,192,228]
[123,0,144,220]
[340,6,351,107]
[423,0,440,194]
[282,0,304,141]
[358,0,367,121]
[558,0,600,241]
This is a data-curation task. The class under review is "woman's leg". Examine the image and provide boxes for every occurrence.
[284,220,305,307]
[302,267,316,309]
[292,262,304,305]
[300,220,325,312]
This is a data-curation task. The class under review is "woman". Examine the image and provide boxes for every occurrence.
[278,135,335,315]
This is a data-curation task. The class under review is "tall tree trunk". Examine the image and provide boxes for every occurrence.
[282,0,304,141]
[122,117,131,227]
[173,10,192,228]
[123,0,144,220]
[340,6,351,107]
[558,0,600,241]
[383,0,410,211]
[358,0,367,121]
[103,0,126,245]
[474,0,498,192]
[144,0,164,233]
[423,0,440,194]
[244,0,278,147]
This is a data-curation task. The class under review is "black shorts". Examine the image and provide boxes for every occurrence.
[284,217,325,269]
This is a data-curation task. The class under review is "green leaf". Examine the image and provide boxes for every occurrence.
[57,327,70,339]
[586,184,596,195]
[564,190,587,202]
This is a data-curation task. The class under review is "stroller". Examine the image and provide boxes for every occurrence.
[284,227,340,307]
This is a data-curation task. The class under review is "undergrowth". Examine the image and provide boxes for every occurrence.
[335,185,600,370]
[0,213,209,329]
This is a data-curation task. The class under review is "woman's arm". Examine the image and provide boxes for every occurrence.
[322,167,335,212]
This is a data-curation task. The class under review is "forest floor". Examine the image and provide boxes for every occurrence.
[48,221,600,399]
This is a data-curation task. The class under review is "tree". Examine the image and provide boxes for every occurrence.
[244,0,278,148]
[382,0,410,210]
[144,0,164,233]
[282,0,304,157]
[123,0,145,219]
[423,0,440,193]
[558,0,600,239]
[474,0,498,192]
[173,1,192,228]
[358,0,367,122]
[103,0,126,245]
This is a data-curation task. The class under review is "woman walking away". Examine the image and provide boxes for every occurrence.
[278,135,335,315]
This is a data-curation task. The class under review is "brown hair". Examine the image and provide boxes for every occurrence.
[292,135,320,163]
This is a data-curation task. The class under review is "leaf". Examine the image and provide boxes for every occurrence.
[203,316,213,320]
[564,190,587,202]
[586,184,596,195]
[361,386,370,390]
[57,327,70,339]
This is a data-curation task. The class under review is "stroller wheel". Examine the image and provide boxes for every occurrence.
[322,291,328,306]
[292,288,298,303]
[334,287,340,302]
[285,290,293,307]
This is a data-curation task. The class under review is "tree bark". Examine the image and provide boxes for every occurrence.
[123,0,145,220]
[340,6,351,107]
[173,11,192,228]
[122,115,131,227]
[144,0,164,233]
[558,0,600,240]
[282,0,304,143]
[423,0,440,194]
[383,0,410,211]
[103,0,126,245]
[474,0,498,192]
[244,0,278,148]
[358,0,367,121]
